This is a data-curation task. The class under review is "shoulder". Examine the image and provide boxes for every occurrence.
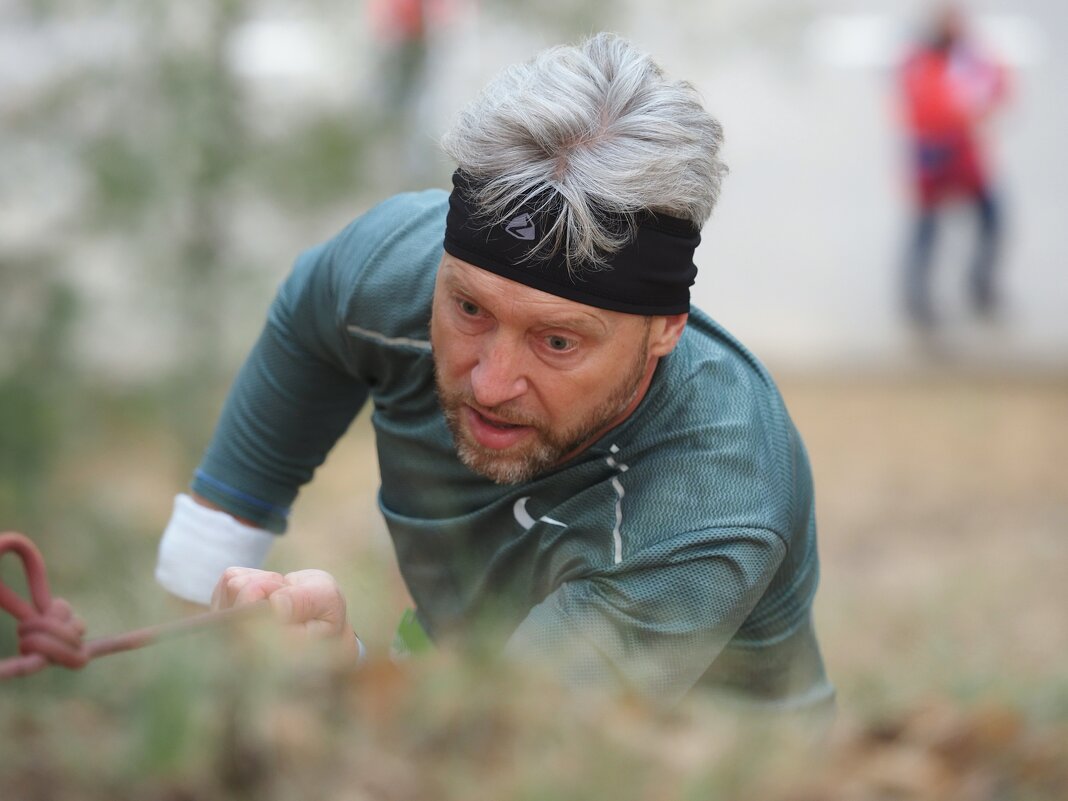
[665,307,791,434]
[613,307,808,542]
[319,189,449,347]
[325,189,449,284]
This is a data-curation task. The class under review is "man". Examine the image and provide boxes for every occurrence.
[899,4,1009,327]
[156,33,832,710]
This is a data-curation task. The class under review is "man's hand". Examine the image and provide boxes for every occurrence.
[211,567,361,661]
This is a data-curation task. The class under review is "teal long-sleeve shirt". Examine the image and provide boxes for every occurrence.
[191,190,831,707]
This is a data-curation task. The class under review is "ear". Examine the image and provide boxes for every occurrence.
[648,313,688,357]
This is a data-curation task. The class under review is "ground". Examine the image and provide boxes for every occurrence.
[2,372,1067,800]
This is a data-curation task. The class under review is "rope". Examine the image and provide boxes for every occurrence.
[0,531,267,680]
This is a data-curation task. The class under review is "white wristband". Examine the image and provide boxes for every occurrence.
[155,493,276,605]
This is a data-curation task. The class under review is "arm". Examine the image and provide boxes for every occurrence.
[156,241,370,604]
[188,492,257,526]
[502,527,789,707]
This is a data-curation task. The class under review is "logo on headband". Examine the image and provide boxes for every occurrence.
[504,213,536,241]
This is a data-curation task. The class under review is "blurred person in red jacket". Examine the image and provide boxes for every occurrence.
[370,0,430,108]
[369,0,458,110]
[899,4,1009,327]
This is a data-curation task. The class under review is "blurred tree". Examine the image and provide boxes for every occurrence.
[0,256,76,527]
[1,1,377,482]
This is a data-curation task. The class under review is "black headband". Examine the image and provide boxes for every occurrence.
[443,171,700,315]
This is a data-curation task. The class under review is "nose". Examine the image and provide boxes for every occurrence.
[469,334,528,409]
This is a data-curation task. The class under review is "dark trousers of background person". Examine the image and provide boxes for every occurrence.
[905,188,1002,327]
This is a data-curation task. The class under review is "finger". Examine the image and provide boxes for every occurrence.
[212,567,284,609]
[301,617,344,640]
[217,567,284,605]
[268,586,324,628]
[210,567,252,609]
[272,571,348,636]
[282,569,340,589]
[268,595,336,639]
[234,576,285,608]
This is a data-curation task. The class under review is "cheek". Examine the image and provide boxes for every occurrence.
[538,357,624,413]
[431,327,477,381]
[531,368,589,415]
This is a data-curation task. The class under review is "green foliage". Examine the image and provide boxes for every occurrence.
[250,116,372,209]
[0,258,77,526]
[133,659,202,774]
[82,134,160,225]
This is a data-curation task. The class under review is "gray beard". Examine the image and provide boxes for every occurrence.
[434,337,650,485]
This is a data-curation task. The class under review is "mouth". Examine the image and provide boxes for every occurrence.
[463,405,535,450]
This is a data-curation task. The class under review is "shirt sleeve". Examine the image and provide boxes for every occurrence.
[190,241,370,532]
[502,526,787,706]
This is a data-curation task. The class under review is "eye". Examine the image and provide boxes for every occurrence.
[545,335,575,352]
[458,299,481,316]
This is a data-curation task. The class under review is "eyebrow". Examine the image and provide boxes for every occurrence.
[535,312,607,336]
[441,268,610,337]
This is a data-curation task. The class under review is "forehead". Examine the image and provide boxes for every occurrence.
[435,255,623,333]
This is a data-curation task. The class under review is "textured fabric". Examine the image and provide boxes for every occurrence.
[186,189,830,706]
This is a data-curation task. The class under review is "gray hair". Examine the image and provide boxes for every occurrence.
[440,32,727,272]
